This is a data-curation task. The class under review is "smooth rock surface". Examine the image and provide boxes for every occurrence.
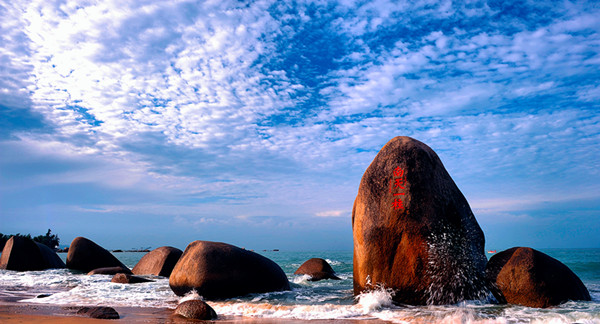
[174,300,217,320]
[35,242,66,269]
[486,247,591,308]
[353,136,488,305]
[169,240,290,299]
[66,237,128,273]
[132,246,182,277]
[0,236,46,271]
[294,258,341,281]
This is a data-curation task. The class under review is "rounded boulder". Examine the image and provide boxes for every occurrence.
[353,136,488,305]
[486,247,591,308]
[0,236,46,271]
[294,258,341,281]
[169,240,290,299]
[174,300,217,320]
[35,242,66,269]
[66,237,128,273]
[132,246,182,277]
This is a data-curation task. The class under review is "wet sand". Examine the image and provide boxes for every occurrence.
[0,301,389,323]
[0,281,389,323]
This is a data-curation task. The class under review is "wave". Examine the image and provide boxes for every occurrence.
[3,249,600,323]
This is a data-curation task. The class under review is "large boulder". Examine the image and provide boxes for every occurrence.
[0,236,46,271]
[169,240,290,299]
[66,237,128,273]
[35,242,66,269]
[486,247,591,308]
[132,246,182,277]
[294,258,341,281]
[0,236,65,271]
[352,136,488,305]
[174,300,218,320]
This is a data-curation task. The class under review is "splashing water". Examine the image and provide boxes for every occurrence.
[426,229,490,305]
[179,290,203,303]
[355,286,395,313]
[1,250,598,323]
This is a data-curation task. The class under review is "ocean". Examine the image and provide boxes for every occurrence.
[1,249,599,323]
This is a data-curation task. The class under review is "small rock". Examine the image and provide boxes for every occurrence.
[76,306,119,319]
[88,266,132,275]
[175,300,217,320]
[111,273,153,284]
[294,258,341,281]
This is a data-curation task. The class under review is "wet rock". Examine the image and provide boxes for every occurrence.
[174,300,217,320]
[294,258,341,281]
[353,136,488,305]
[0,236,47,271]
[169,240,290,299]
[66,237,128,273]
[111,273,153,284]
[486,247,591,308]
[88,266,132,275]
[132,246,183,277]
[76,306,120,319]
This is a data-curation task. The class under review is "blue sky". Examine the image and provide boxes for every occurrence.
[1,0,598,251]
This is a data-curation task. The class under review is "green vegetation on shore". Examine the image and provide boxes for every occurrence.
[0,229,60,251]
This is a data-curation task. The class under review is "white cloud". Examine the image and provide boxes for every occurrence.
[315,210,347,217]
[17,0,304,153]
[1,0,598,243]
[0,3,33,110]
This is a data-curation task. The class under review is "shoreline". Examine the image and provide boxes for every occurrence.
[0,300,390,323]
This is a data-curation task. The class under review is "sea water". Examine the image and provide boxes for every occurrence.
[0,249,599,323]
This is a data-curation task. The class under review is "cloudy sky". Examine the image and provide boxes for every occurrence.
[1,0,598,250]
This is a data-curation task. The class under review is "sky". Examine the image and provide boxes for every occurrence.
[0,0,598,251]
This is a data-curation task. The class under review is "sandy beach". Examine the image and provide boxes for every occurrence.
[0,300,389,324]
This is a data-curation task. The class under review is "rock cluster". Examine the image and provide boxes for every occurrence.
[3,136,591,312]
[352,136,590,308]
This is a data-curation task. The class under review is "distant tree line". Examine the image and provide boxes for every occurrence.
[0,229,60,251]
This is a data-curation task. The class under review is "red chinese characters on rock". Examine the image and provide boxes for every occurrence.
[389,166,406,211]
